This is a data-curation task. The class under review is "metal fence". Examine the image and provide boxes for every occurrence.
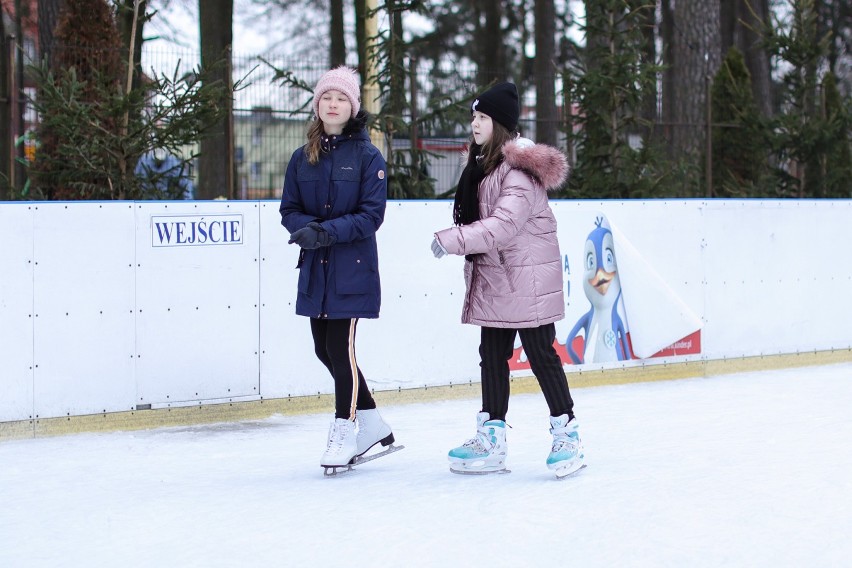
[142,48,572,199]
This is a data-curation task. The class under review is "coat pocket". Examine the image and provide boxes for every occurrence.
[497,250,516,293]
[334,244,376,295]
[297,252,313,294]
[331,160,361,204]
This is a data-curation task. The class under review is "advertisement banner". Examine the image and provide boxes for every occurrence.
[509,211,703,371]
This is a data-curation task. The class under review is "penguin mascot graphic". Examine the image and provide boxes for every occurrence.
[566,216,632,364]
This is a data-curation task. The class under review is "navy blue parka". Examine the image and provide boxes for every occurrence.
[280,113,387,319]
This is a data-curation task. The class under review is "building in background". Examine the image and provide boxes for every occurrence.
[234,107,306,200]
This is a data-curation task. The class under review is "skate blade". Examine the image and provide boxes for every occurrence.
[450,468,511,476]
[554,463,587,479]
[322,465,355,477]
[352,443,404,465]
[322,444,405,477]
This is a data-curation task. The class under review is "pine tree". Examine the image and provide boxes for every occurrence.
[818,72,852,197]
[765,0,828,197]
[31,0,124,199]
[27,0,233,200]
[710,47,768,197]
[567,0,661,198]
[373,0,437,198]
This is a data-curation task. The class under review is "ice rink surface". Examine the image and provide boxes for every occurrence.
[2,363,851,568]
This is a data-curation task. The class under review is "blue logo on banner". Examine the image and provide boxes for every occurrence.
[151,215,243,247]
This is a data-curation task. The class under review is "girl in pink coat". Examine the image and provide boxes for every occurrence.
[432,82,584,478]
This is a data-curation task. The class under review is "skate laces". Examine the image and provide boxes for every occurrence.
[462,432,491,454]
[326,421,350,454]
[552,435,577,453]
[551,429,579,453]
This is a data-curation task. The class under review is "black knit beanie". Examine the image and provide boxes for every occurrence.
[470,82,519,131]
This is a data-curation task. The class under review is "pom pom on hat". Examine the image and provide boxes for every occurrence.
[312,66,361,119]
[470,82,519,131]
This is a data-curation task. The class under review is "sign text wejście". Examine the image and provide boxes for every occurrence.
[151,215,243,247]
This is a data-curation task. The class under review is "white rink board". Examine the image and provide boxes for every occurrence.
[700,200,852,358]
[362,200,481,388]
[31,203,137,418]
[134,202,261,406]
[0,204,35,422]
[0,199,851,422]
[258,201,324,398]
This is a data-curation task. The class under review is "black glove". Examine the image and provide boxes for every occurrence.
[288,222,336,249]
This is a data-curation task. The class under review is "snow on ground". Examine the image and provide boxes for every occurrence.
[2,363,851,567]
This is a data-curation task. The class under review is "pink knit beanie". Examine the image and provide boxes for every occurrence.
[312,66,361,119]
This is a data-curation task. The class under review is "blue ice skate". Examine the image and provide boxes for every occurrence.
[448,412,508,474]
[547,414,585,478]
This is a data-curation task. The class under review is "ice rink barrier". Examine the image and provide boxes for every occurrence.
[1,199,851,433]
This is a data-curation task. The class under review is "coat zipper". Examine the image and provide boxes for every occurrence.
[498,250,516,293]
[463,257,477,321]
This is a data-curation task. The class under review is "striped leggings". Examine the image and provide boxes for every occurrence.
[310,318,376,420]
[479,323,574,422]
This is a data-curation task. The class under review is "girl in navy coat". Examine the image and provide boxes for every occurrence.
[280,66,393,470]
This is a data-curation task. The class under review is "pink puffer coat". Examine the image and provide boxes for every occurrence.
[435,138,568,328]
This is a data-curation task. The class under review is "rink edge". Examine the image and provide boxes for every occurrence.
[2,349,850,440]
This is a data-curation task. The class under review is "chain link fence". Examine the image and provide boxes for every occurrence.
[144,48,576,199]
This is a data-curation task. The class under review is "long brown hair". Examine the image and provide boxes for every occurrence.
[477,121,516,174]
[305,118,325,165]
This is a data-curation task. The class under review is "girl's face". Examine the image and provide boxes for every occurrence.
[318,90,352,134]
[471,111,493,146]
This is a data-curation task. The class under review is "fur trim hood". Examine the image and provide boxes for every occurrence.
[342,109,370,134]
[501,137,569,191]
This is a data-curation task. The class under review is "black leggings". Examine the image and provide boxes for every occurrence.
[310,318,376,420]
[479,323,574,422]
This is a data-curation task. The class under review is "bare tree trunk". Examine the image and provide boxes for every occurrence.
[517,0,532,82]
[117,0,147,92]
[672,0,722,162]
[722,0,773,117]
[639,1,657,139]
[740,0,773,117]
[661,0,675,154]
[473,0,507,84]
[329,0,346,67]
[720,0,736,55]
[1,20,10,198]
[388,0,405,117]
[818,0,847,76]
[354,0,367,84]
[534,0,557,144]
[198,0,234,200]
[14,0,26,191]
[38,0,64,66]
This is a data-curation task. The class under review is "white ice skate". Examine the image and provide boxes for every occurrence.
[547,414,585,478]
[321,418,358,473]
[355,408,394,457]
[448,412,509,474]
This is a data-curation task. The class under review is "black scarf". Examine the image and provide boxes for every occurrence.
[452,143,486,262]
[320,111,370,153]
[453,143,485,227]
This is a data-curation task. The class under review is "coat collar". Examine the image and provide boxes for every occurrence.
[500,138,569,190]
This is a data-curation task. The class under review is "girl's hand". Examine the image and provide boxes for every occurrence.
[431,237,448,259]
